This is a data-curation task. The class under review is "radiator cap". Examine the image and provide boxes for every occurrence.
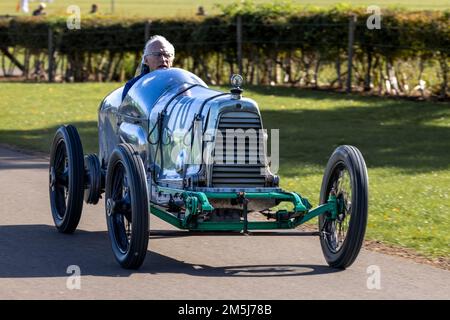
[230,74,243,99]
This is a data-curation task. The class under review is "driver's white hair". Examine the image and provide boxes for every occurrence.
[142,35,175,63]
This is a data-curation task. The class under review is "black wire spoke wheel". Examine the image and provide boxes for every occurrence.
[319,145,368,269]
[107,163,132,253]
[51,141,68,217]
[105,144,149,269]
[322,167,352,253]
[49,125,85,234]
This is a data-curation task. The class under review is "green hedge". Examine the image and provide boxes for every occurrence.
[0,3,448,96]
[1,8,448,58]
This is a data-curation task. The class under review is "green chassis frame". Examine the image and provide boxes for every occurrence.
[150,186,339,232]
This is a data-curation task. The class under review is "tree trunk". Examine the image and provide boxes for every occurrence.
[87,52,92,80]
[313,56,321,89]
[439,54,448,99]
[24,49,30,79]
[386,59,399,95]
[272,53,278,84]
[285,52,292,84]
[0,47,25,72]
[249,53,255,85]
[335,55,342,89]
[192,56,199,76]
[71,52,85,82]
[1,51,5,76]
[378,58,384,95]
[105,51,116,82]
[244,57,249,82]
[301,52,312,86]
[112,52,124,81]
[60,55,65,82]
[364,50,373,91]
[371,55,379,93]
[255,54,260,85]
[120,59,125,82]
[215,53,221,85]
[201,55,211,84]
[228,55,234,77]
[267,58,273,85]
[95,52,107,82]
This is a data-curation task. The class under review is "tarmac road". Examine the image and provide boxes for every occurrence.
[0,146,449,299]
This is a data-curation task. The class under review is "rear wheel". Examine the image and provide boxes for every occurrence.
[105,144,149,269]
[49,125,85,233]
[319,145,368,269]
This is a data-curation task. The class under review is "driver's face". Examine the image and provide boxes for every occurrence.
[144,41,174,71]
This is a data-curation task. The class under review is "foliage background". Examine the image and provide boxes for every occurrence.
[0,3,448,97]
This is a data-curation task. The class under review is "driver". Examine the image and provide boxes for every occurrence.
[122,35,175,101]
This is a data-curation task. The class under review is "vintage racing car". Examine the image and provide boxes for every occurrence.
[48,68,369,269]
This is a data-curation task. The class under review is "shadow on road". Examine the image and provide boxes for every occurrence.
[0,161,48,170]
[0,224,340,279]
[0,152,48,171]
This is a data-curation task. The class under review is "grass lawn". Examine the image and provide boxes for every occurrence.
[0,82,449,261]
[0,0,448,17]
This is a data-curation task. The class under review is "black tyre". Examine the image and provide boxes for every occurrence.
[84,153,101,205]
[105,144,149,269]
[49,125,85,233]
[319,145,368,269]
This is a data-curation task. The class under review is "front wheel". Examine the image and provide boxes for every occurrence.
[319,145,368,269]
[105,144,149,269]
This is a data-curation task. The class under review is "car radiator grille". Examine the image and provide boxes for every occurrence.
[212,112,266,188]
